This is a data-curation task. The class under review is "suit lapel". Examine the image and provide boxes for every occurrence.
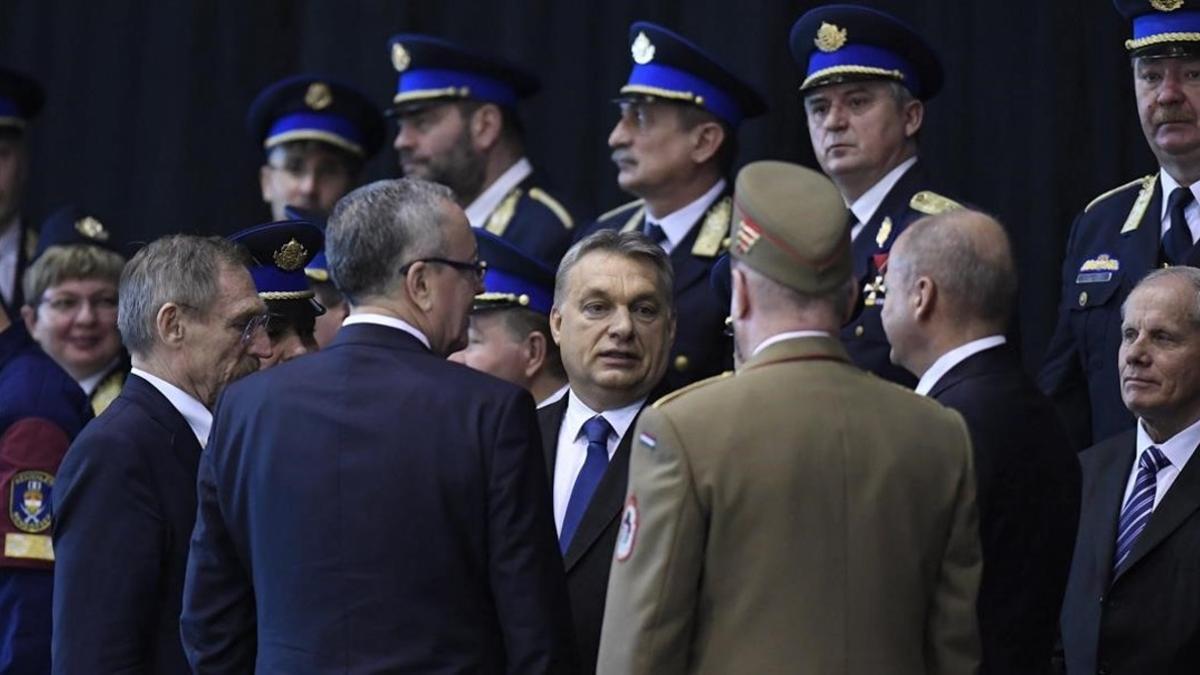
[538,397,568,479]
[1085,433,1135,589]
[122,374,204,460]
[1116,438,1200,579]
[562,406,642,571]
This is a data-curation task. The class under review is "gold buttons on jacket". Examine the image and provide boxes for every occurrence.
[1078,291,1088,307]
[674,355,690,372]
[854,325,865,337]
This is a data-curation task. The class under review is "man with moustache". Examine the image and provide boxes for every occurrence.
[580,22,766,394]
[181,179,575,673]
[1060,267,1200,674]
[387,35,576,266]
[538,229,675,672]
[50,235,270,674]
[1041,2,1200,448]
[790,5,962,387]
[0,67,44,317]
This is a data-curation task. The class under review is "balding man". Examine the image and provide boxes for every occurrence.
[881,210,1081,674]
[598,161,981,675]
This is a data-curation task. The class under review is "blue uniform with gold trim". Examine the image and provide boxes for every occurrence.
[577,188,733,394]
[480,172,576,267]
[0,323,90,675]
[1038,174,1169,448]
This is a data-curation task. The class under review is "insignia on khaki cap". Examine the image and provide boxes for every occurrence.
[729,160,850,294]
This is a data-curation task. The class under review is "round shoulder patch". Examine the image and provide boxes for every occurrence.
[9,470,54,533]
[615,495,639,562]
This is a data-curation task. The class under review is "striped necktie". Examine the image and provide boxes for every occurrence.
[1113,445,1170,572]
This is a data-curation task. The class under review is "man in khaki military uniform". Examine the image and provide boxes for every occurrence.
[597,160,982,675]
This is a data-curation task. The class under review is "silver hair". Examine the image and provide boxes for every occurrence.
[553,229,674,312]
[731,258,856,320]
[1125,266,1200,326]
[117,235,249,357]
[326,178,455,304]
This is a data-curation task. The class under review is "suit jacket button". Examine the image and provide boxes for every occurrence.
[854,325,865,337]
[1078,291,1088,306]
[674,355,689,372]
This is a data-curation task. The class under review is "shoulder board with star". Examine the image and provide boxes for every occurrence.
[484,187,523,238]
[1084,174,1155,213]
[691,196,732,258]
[908,191,963,216]
[597,198,645,224]
[528,187,574,230]
[651,371,734,409]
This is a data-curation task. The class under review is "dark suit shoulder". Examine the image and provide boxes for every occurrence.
[1079,429,1136,473]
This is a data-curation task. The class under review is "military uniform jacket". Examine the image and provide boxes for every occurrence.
[578,188,733,394]
[597,336,982,675]
[479,171,576,267]
[845,161,961,388]
[1,220,37,317]
[1038,174,1173,448]
[1060,429,1200,675]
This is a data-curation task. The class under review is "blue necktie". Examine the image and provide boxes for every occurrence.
[643,220,668,246]
[1165,187,1195,264]
[1113,445,1170,572]
[560,416,611,554]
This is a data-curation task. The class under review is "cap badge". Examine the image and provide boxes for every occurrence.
[732,217,762,255]
[75,216,110,242]
[392,42,412,72]
[1151,0,1185,11]
[305,82,333,110]
[631,31,656,64]
[815,22,848,53]
[273,238,309,271]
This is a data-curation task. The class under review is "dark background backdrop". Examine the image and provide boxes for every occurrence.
[0,0,1159,370]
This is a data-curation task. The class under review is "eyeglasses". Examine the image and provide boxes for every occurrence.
[399,257,488,281]
[39,294,119,317]
[238,313,271,345]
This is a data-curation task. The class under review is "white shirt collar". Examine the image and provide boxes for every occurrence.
[751,330,833,358]
[0,216,20,306]
[1157,168,1200,244]
[562,389,646,449]
[537,383,569,409]
[647,178,726,254]
[77,357,122,395]
[1126,414,1200,511]
[129,368,212,447]
[464,157,533,228]
[915,335,1007,396]
[342,313,431,351]
[848,156,918,241]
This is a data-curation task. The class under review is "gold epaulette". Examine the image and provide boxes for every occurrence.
[651,371,733,409]
[909,191,963,215]
[1084,174,1154,213]
[90,368,126,416]
[691,196,732,258]
[597,198,644,223]
[485,188,523,238]
[528,187,574,230]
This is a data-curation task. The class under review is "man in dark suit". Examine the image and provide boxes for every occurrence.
[791,5,964,387]
[882,209,1081,674]
[51,235,270,674]
[539,229,675,672]
[1040,2,1200,448]
[181,178,576,673]
[387,35,577,267]
[578,22,765,394]
[1060,266,1200,674]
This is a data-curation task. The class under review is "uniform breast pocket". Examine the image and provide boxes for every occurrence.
[1067,273,1124,370]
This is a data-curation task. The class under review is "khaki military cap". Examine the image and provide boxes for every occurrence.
[729,160,851,294]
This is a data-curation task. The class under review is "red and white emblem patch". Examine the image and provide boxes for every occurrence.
[615,496,639,562]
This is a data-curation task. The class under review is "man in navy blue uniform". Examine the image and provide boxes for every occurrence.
[51,235,270,674]
[387,35,577,267]
[181,178,576,673]
[1040,1,1200,448]
[0,309,90,675]
[579,22,766,394]
[0,67,44,317]
[790,5,963,387]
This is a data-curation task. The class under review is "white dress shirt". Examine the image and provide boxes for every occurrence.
[1122,415,1200,511]
[76,357,122,396]
[464,157,533,228]
[1157,169,1200,245]
[538,383,569,409]
[0,217,20,306]
[751,330,833,358]
[645,178,726,255]
[847,156,918,242]
[129,368,212,447]
[914,335,1008,396]
[342,313,431,350]
[552,390,646,534]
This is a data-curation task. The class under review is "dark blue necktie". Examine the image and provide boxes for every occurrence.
[1165,187,1195,264]
[1113,445,1170,572]
[560,415,611,554]
[643,220,667,246]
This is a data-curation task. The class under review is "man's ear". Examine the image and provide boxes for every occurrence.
[469,103,504,153]
[523,330,548,379]
[259,164,274,203]
[903,99,924,139]
[156,303,186,347]
[913,276,937,321]
[549,307,564,345]
[690,121,725,165]
[405,263,436,312]
[731,267,750,321]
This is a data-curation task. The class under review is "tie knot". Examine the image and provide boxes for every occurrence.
[1171,186,1195,211]
[643,221,668,245]
[583,415,612,446]
[1141,445,1171,474]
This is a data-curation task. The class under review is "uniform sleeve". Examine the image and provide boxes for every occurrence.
[179,429,257,674]
[485,389,578,674]
[926,414,984,675]
[596,406,704,675]
[51,428,164,674]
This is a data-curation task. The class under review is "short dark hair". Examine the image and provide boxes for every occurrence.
[455,99,525,147]
[674,103,737,176]
[554,229,674,313]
